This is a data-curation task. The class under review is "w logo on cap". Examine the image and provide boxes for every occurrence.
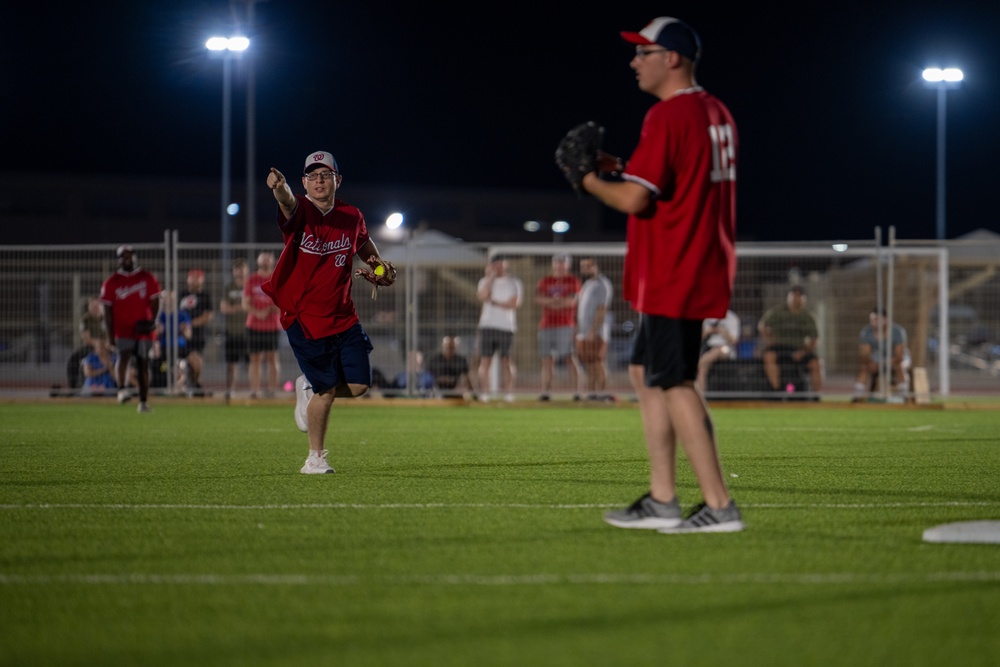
[304,150,339,173]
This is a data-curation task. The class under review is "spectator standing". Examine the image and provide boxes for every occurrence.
[536,254,582,401]
[574,17,743,532]
[575,257,614,400]
[427,335,472,396]
[695,309,740,392]
[178,268,214,394]
[219,258,249,403]
[476,256,523,402]
[99,244,160,413]
[243,251,281,399]
[758,286,822,392]
[66,297,105,390]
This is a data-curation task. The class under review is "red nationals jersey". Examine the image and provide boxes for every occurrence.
[536,275,581,329]
[244,273,281,332]
[99,268,161,340]
[621,87,737,319]
[262,195,370,339]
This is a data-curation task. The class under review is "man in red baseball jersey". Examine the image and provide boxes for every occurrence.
[99,245,161,413]
[264,150,393,475]
[581,17,743,533]
[536,254,581,401]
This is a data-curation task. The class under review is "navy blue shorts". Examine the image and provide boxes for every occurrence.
[285,320,373,394]
[630,314,703,390]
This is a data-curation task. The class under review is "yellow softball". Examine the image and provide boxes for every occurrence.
[374,264,385,277]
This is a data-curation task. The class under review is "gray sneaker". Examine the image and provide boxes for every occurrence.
[603,493,682,529]
[658,501,745,534]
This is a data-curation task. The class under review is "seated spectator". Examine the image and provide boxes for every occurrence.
[427,335,472,396]
[853,308,910,402]
[66,297,105,390]
[80,338,117,395]
[696,309,740,392]
[393,350,435,394]
[758,286,822,391]
[151,290,193,390]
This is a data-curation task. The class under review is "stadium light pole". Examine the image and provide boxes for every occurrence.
[206,35,250,268]
[921,67,963,240]
[386,212,418,395]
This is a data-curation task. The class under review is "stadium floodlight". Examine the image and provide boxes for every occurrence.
[551,220,570,234]
[920,66,964,240]
[205,35,251,271]
[523,220,542,232]
[386,212,404,230]
[922,67,963,83]
[206,36,250,51]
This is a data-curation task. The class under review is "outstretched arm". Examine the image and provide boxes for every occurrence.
[266,168,297,219]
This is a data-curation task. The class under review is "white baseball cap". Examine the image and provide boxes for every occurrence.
[303,151,339,174]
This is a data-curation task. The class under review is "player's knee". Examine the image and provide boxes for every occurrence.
[347,383,370,398]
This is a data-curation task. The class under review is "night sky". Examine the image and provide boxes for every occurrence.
[3,1,999,241]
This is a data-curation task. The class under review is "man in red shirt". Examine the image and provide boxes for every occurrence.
[535,254,581,401]
[578,17,743,533]
[99,245,161,413]
[264,150,394,474]
[243,252,281,399]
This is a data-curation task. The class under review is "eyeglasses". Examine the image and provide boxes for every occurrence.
[634,47,671,58]
[304,170,339,181]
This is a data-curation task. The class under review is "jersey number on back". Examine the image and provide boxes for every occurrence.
[708,124,736,183]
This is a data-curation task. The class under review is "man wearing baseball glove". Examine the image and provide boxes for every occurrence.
[557,18,743,533]
[263,150,396,475]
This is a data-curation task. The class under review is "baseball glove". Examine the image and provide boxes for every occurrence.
[554,121,604,195]
[354,255,397,300]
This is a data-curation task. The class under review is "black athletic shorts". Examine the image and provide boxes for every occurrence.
[225,334,249,364]
[478,328,514,358]
[247,328,280,354]
[630,314,702,389]
[765,344,817,365]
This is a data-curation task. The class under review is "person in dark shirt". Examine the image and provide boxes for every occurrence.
[427,335,472,396]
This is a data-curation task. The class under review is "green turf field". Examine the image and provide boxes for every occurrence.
[2,401,999,666]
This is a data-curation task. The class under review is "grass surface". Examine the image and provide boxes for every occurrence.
[2,401,999,666]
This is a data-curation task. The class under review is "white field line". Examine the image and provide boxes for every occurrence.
[1,501,998,510]
[2,571,1000,587]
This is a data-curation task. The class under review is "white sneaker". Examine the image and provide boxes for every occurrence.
[117,388,131,404]
[294,375,313,433]
[137,401,151,413]
[300,450,335,475]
